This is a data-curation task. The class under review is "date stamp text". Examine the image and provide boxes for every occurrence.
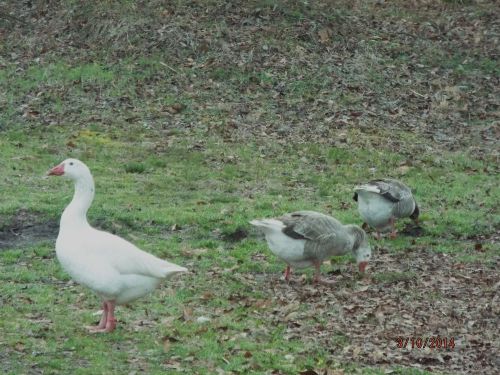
[396,336,455,349]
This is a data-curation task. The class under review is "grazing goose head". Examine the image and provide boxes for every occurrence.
[347,225,371,273]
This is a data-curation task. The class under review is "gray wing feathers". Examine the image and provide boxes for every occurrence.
[280,211,340,239]
[280,211,343,260]
[376,179,415,218]
[372,179,411,201]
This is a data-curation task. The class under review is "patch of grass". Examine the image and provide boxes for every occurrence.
[124,162,146,174]
[374,271,418,284]
[2,121,495,373]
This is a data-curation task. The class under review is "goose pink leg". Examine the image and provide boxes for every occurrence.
[284,265,291,281]
[313,262,335,285]
[87,301,107,332]
[104,301,117,332]
[313,263,321,283]
[88,300,117,333]
[389,217,397,239]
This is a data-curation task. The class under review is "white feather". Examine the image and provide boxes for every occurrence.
[250,219,311,268]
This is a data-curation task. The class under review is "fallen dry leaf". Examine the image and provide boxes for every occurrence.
[318,28,332,44]
[182,307,193,321]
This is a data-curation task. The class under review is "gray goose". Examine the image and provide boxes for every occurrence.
[250,211,371,284]
[353,178,419,239]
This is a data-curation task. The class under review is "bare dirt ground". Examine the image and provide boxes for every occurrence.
[0,209,58,250]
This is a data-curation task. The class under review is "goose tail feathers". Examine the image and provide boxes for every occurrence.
[249,218,285,230]
[159,262,188,278]
[355,183,380,194]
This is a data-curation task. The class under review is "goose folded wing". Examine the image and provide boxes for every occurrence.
[280,211,338,243]
[368,179,404,202]
[89,230,185,279]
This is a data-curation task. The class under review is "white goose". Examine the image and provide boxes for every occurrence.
[353,178,419,239]
[250,211,371,284]
[48,159,187,333]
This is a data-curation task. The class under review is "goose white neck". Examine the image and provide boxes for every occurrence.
[60,174,95,229]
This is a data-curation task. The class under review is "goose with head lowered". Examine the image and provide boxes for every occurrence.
[353,178,419,239]
[250,211,371,285]
[47,159,187,333]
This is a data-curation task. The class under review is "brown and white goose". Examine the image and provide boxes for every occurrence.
[353,178,419,239]
[250,211,371,284]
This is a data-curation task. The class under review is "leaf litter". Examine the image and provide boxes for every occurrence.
[190,246,498,374]
[3,1,498,159]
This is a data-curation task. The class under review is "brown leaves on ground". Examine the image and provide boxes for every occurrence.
[3,1,498,156]
[232,247,499,374]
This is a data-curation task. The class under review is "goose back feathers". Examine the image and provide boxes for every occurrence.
[354,178,419,236]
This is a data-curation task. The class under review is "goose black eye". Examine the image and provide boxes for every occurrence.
[69,162,74,166]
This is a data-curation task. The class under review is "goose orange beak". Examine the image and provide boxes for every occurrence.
[47,163,65,176]
[358,261,368,273]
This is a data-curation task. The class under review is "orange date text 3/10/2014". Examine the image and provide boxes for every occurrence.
[395,337,456,349]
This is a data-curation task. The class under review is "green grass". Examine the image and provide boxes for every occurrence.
[1,122,497,373]
[1,0,498,373]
